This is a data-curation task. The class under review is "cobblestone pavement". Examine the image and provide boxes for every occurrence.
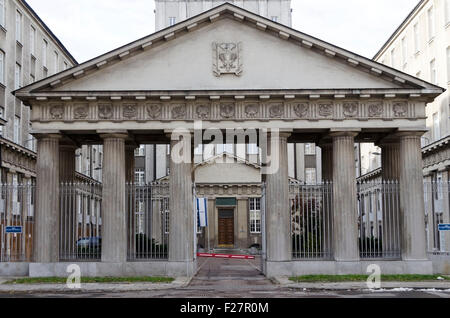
[0,257,450,298]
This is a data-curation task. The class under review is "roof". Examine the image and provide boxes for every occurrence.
[373,0,427,60]
[20,0,78,65]
[14,2,443,99]
[195,152,261,170]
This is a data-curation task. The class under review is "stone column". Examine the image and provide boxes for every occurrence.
[168,132,194,265]
[34,134,61,263]
[265,132,291,262]
[380,140,401,258]
[331,131,359,262]
[100,133,127,263]
[441,170,450,251]
[125,144,136,259]
[398,132,428,261]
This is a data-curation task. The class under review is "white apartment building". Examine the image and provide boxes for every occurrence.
[360,0,450,251]
[155,0,292,31]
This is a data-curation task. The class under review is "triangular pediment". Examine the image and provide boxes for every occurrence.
[15,3,443,99]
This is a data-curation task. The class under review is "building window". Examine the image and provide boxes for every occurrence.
[390,48,396,68]
[447,47,450,83]
[305,168,317,185]
[249,198,261,234]
[54,51,58,73]
[446,0,450,25]
[401,37,407,66]
[134,145,145,156]
[413,23,420,53]
[428,6,435,41]
[433,112,440,141]
[134,168,145,185]
[63,61,68,70]
[271,16,278,22]
[247,143,258,155]
[0,107,4,136]
[305,143,316,155]
[30,73,35,83]
[14,116,20,144]
[0,50,4,84]
[168,17,176,26]
[30,26,36,56]
[42,39,48,68]
[15,10,22,43]
[14,63,21,89]
[430,59,437,84]
[0,0,5,27]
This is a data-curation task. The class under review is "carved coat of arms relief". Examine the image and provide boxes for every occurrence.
[212,42,243,77]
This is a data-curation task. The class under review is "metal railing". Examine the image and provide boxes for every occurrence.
[290,182,333,260]
[59,182,102,261]
[127,182,169,261]
[424,181,450,253]
[0,183,35,262]
[357,181,401,260]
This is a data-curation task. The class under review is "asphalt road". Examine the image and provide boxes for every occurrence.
[0,257,449,298]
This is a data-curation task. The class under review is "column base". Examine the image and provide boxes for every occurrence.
[29,260,197,278]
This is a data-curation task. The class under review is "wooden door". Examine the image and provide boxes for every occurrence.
[218,209,234,247]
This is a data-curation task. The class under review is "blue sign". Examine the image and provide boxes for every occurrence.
[438,224,450,231]
[5,226,22,234]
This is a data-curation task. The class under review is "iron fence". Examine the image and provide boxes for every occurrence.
[59,182,102,261]
[357,181,401,259]
[0,183,35,262]
[423,181,450,253]
[289,182,333,260]
[127,182,169,261]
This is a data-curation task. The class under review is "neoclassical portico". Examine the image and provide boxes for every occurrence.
[15,4,444,276]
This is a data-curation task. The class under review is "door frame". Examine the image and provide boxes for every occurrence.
[217,207,235,248]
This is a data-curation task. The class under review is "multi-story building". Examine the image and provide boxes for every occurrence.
[360,0,450,251]
[0,0,77,184]
[154,0,292,31]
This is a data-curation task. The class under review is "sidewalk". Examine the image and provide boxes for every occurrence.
[0,277,191,293]
[273,277,450,291]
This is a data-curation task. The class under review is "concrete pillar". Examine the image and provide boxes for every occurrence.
[265,132,291,262]
[398,132,428,261]
[380,140,401,258]
[440,169,450,251]
[34,134,61,263]
[168,132,194,264]
[331,131,359,261]
[320,143,333,182]
[100,133,127,263]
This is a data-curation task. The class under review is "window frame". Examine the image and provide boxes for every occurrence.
[249,197,261,234]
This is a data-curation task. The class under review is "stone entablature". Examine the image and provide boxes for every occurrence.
[422,136,450,172]
[0,137,37,177]
[31,98,426,124]
[195,183,261,197]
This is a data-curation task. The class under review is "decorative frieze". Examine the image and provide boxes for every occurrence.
[35,99,422,123]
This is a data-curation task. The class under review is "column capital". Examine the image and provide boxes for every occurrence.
[395,129,428,139]
[329,129,361,138]
[33,132,62,140]
[98,130,129,140]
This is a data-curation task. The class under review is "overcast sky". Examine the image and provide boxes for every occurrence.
[26,0,419,63]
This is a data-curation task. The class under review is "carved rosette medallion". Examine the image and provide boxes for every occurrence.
[50,105,64,120]
[74,105,89,119]
[393,102,408,118]
[195,105,210,120]
[98,104,113,119]
[212,42,243,77]
[171,104,187,119]
[368,103,383,118]
[123,104,137,119]
[343,102,358,118]
[269,103,284,118]
[220,103,235,119]
[318,104,333,117]
[244,104,259,118]
[293,103,309,118]
[146,104,162,119]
